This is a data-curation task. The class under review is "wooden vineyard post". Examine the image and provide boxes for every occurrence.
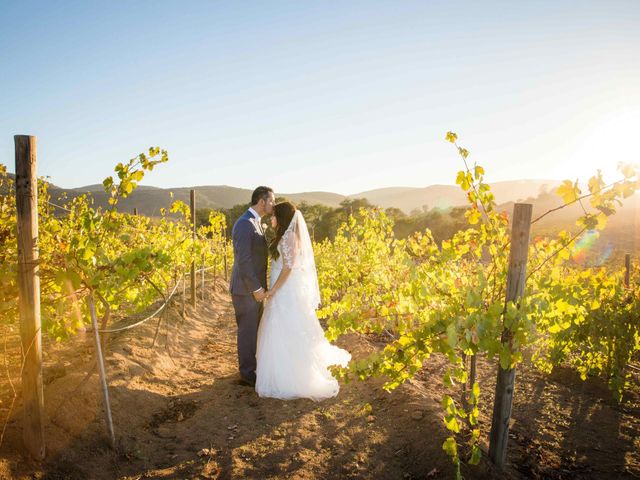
[223,230,229,281]
[14,135,46,460]
[190,189,197,307]
[625,253,631,288]
[489,203,533,468]
[201,253,206,301]
[88,295,116,448]
[133,207,138,216]
[213,256,218,292]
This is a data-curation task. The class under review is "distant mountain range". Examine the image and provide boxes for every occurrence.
[45,179,563,216]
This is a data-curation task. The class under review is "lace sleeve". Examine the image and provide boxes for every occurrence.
[281,229,298,269]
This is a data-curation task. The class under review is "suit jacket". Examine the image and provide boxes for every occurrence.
[230,210,268,296]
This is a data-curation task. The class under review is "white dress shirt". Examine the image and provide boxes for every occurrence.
[248,207,261,221]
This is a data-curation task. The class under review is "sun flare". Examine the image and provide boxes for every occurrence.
[570,108,640,183]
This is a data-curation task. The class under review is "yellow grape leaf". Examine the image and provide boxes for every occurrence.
[456,171,471,190]
[467,208,481,225]
[577,214,599,230]
[441,394,455,412]
[472,382,480,398]
[442,437,458,458]
[588,172,604,194]
[469,444,482,465]
[556,180,581,204]
[619,162,636,179]
[444,415,460,433]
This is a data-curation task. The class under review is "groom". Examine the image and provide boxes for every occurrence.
[230,186,275,386]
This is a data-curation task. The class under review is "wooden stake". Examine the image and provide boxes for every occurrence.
[489,203,532,467]
[625,253,631,288]
[201,253,205,301]
[223,230,229,281]
[213,256,218,292]
[470,354,477,390]
[190,190,196,307]
[14,135,46,460]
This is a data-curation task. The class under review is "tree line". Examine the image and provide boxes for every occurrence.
[196,197,471,244]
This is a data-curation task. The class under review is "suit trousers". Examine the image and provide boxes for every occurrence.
[231,294,263,383]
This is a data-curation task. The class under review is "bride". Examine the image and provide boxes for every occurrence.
[255,201,351,401]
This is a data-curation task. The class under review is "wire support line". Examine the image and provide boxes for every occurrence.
[45,200,73,213]
[92,265,219,334]
[95,277,182,333]
[197,265,217,273]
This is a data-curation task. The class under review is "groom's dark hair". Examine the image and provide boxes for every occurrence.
[251,186,274,206]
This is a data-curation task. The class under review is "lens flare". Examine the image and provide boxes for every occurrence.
[596,242,614,266]
[570,230,613,266]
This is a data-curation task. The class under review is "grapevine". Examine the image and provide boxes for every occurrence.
[316,133,640,478]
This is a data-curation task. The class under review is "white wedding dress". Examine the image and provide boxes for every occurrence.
[255,210,351,401]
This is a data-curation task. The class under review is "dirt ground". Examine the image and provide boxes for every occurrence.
[1,278,638,480]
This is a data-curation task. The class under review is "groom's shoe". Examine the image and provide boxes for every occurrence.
[236,376,255,388]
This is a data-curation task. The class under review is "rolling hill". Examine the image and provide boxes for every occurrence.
[47,185,347,217]
[350,180,562,213]
[42,179,562,216]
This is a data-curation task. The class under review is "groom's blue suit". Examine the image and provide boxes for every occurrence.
[230,209,268,384]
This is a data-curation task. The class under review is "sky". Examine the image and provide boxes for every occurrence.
[1,0,639,195]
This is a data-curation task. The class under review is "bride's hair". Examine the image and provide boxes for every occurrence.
[270,201,297,260]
